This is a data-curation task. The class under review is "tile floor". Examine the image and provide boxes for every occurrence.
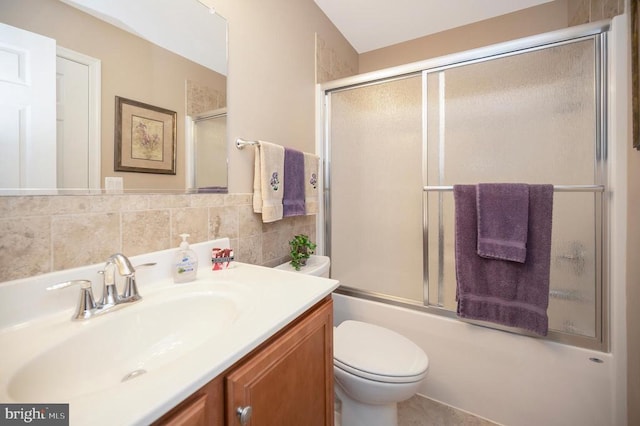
[398,395,499,425]
[335,395,499,426]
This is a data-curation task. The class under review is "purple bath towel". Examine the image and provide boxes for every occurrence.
[454,184,554,336]
[477,183,529,263]
[283,147,306,217]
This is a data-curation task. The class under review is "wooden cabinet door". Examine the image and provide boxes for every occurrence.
[226,298,334,426]
[155,375,224,426]
[161,394,207,426]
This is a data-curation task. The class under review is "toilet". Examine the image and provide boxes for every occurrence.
[333,320,429,426]
[276,255,429,426]
[274,254,331,277]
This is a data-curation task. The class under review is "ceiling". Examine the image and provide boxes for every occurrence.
[60,0,227,74]
[314,0,555,53]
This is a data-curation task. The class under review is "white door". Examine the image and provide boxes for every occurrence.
[0,23,56,189]
[55,47,101,190]
[56,53,91,189]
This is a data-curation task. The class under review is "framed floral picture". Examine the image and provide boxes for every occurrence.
[114,96,177,174]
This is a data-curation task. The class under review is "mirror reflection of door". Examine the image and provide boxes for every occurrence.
[56,47,100,189]
[193,109,227,190]
[0,23,56,189]
[0,22,100,190]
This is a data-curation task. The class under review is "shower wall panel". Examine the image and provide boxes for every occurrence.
[329,76,423,302]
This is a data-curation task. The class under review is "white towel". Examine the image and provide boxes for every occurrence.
[252,141,285,222]
[304,152,320,215]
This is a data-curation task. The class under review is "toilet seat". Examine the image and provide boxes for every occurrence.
[334,320,429,384]
[334,359,427,384]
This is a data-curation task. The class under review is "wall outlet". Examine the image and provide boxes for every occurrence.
[105,177,124,193]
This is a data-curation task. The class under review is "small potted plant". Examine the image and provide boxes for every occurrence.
[289,234,317,271]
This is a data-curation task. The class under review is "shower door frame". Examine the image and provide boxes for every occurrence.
[321,20,610,352]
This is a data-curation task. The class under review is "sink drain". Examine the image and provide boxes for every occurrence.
[121,369,147,382]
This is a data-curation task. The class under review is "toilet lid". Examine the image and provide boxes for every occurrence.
[334,320,429,382]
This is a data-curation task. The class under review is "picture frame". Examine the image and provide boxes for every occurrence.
[114,96,177,174]
[632,0,640,150]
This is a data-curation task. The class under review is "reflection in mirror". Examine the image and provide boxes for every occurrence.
[192,109,228,192]
[0,0,227,194]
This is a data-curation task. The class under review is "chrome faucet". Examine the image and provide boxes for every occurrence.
[100,253,136,307]
[47,254,155,321]
[47,279,97,320]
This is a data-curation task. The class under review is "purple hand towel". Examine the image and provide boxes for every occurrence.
[477,183,529,263]
[454,184,554,336]
[283,148,306,217]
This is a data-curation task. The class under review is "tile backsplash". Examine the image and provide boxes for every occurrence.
[568,0,624,26]
[0,193,316,282]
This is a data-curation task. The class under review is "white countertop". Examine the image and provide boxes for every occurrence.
[0,239,339,425]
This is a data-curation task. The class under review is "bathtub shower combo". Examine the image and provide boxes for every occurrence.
[325,22,607,348]
[321,18,626,426]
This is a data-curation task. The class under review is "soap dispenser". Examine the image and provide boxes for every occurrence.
[174,233,198,283]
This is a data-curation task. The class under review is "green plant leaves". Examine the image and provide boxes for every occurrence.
[289,234,316,271]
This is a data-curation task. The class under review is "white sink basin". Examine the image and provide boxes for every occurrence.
[6,281,253,402]
[0,238,339,426]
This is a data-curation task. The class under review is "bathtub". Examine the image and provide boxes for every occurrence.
[332,293,617,426]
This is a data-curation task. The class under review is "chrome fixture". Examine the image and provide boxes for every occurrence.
[47,254,156,321]
[47,280,97,320]
[99,253,136,307]
[235,138,260,149]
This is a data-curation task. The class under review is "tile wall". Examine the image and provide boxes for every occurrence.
[186,80,227,116]
[316,34,358,84]
[568,0,625,25]
[0,193,315,282]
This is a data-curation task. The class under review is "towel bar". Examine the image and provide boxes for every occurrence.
[235,138,260,149]
[423,185,604,192]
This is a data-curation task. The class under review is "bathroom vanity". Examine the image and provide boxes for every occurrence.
[0,238,339,426]
[156,296,333,425]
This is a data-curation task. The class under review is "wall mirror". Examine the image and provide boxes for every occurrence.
[0,0,228,194]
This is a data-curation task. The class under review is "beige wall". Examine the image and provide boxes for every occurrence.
[0,0,226,190]
[359,0,570,73]
[358,0,625,74]
[220,0,357,193]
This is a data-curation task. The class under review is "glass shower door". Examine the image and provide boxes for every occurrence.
[328,75,424,303]
[424,37,604,340]
[325,30,606,349]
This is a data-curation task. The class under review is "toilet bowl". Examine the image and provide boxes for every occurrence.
[275,256,428,426]
[333,320,428,426]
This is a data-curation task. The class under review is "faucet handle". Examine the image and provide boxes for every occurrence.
[47,280,96,321]
[47,279,93,291]
[135,262,157,270]
[121,262,156,302]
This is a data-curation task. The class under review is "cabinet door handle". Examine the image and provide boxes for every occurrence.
[236,406,252,425]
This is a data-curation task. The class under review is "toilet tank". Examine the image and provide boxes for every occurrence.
[275,255,330,278]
